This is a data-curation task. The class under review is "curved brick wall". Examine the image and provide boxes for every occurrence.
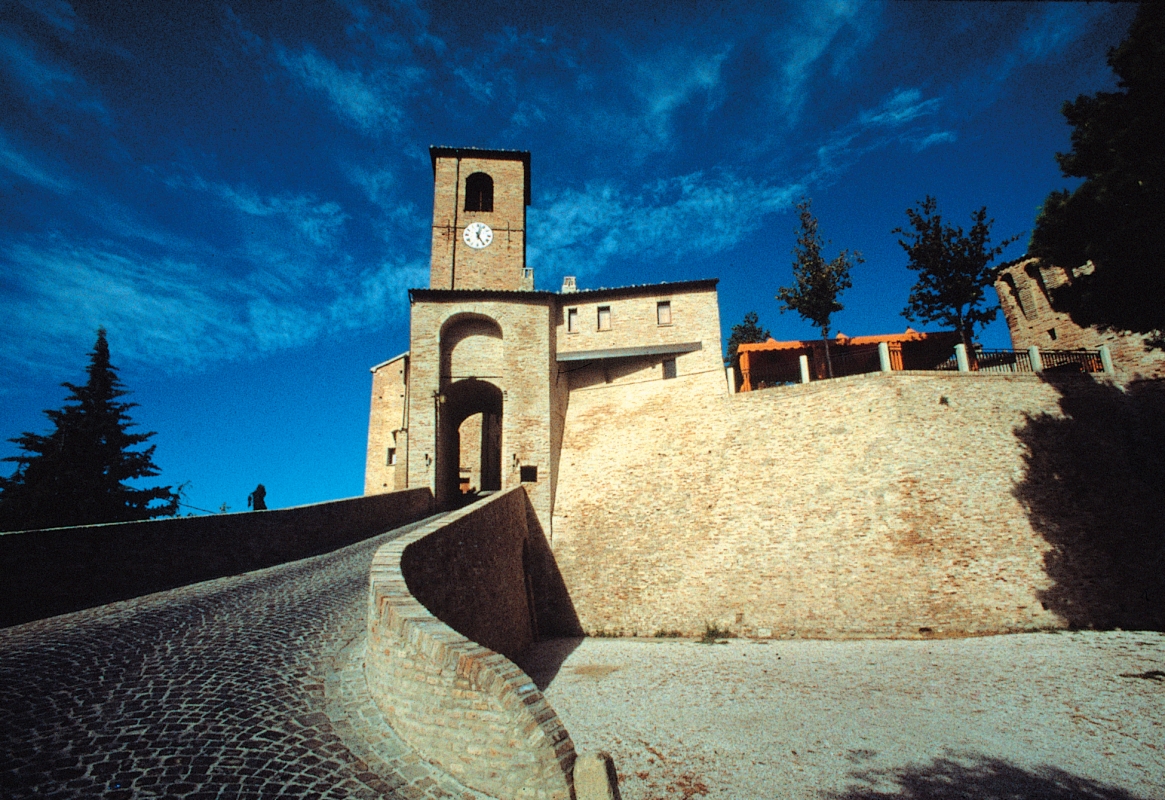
[552,371,1165,637]
[365,487,576,799]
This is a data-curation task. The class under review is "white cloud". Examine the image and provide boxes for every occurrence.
[858,88,941,128]
[275,44,424,136]
[633,47,731,147]
[0,241,249,373]
[0,236,422,376]
[0,32,109,121]
[529,171,802,280]
[768,0,874,124]
[170,173,349,250]
[0,133,73,193]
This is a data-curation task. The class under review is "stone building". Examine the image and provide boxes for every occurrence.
[994,257,1165,380]
[364,146,726,534]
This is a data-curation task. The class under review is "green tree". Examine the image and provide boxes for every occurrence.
[725,311,771,367]
[895,196,1020,350]
[776,199,862,378]
[0,329,179,531]
[1029,5,1165,346]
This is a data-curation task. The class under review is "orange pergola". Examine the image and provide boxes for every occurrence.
[736,328,961,390]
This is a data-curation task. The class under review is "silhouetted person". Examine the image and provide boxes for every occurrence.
[247,484,267,511]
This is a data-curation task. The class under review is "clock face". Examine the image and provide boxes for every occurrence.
[463,222,493,249]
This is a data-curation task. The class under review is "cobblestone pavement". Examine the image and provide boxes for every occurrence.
[531,632,1165,800]
[0,514,484,800]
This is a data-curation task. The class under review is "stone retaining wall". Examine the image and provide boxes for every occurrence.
[365,487,579,799]
[552,370,1165,637]
[0,489,434,628]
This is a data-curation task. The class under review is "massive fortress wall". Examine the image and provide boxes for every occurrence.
[552,371,1165,637]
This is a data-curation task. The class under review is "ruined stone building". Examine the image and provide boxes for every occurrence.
[993,257,1165,380]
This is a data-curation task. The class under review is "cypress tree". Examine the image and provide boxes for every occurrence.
[0,329,178,531]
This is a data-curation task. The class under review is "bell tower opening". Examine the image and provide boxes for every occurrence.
[464,172,493,212]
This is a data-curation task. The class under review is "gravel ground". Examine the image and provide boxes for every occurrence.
[525,632,1165,800]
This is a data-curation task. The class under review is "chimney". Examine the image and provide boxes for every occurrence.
[561,276,577,293]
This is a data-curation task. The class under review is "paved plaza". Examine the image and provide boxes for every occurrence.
[0,514,483,800]
[530,633,1165,800]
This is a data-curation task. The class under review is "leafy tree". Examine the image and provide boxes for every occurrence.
[0,329,179,531]
[776,199,862,378]
[895,196,1020,350]
[1029,5,1165,346]
[725,311,771,367]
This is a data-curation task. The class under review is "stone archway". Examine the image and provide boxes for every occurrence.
[436,378,503,507]
[436,313,505,507]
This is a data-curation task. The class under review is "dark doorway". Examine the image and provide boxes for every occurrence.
[437,378,503,508]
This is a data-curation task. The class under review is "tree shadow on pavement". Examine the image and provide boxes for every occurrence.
[1012,375,1165,630]
[829,755,1151,800]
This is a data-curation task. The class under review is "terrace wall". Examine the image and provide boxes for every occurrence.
[552,371,1165,637]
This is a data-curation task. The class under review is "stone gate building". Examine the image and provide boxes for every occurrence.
[364,146,726,536]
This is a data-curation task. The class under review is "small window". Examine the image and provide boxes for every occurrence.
[464,172,493,212]
[657,301,672,325]
[520,465,538,483]
[1048,328,1058,341]
[663,358,677,379]
[597,305,611,331]
[567,307,579,333]
[387,447,397,466]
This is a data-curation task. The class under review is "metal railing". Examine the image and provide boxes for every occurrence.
[740,345,1106,392]
[971,349,1036,373]
[742,361,802,389]
[1041,349,1103,373]
[824,347,881,378]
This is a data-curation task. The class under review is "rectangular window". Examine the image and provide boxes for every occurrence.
[1048,328,1058,341]
[597,305,611,331]
[387,447,397,466]
[657,301,672,325]
[520,465,538,483]
[663,358,677,380]
[567,307,579,333]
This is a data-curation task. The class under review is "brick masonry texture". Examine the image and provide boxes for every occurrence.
[0,517,485,800]
[366,487,582,800]
[430,155,527,291]
[0,488,434,628]
[365,354,409,495]
[408,297,558,534]
[552,370,1165,638]
[995,258,1165,380]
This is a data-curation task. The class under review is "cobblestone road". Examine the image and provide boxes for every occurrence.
[0,514,483,800]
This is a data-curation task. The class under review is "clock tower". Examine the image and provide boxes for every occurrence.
[429,146,532,291]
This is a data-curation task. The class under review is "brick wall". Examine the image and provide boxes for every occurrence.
[0,489,435,628]
[365,487,579,799]
[995,258,1165,380]
[552,371,1165,637]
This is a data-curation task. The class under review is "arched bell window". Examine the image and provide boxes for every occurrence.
[464,172,493,212]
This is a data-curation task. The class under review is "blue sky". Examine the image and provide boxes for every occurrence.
[0,0,1137,513]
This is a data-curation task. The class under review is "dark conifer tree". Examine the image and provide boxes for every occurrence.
[0,329,178,531]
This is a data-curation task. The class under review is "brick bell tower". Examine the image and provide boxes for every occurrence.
[428,146,532,291]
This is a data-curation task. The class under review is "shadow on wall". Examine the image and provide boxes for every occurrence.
[829,755,1151,800]
[1013,375,1165,631]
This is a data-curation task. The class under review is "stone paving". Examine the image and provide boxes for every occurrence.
[0,514,484,800]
